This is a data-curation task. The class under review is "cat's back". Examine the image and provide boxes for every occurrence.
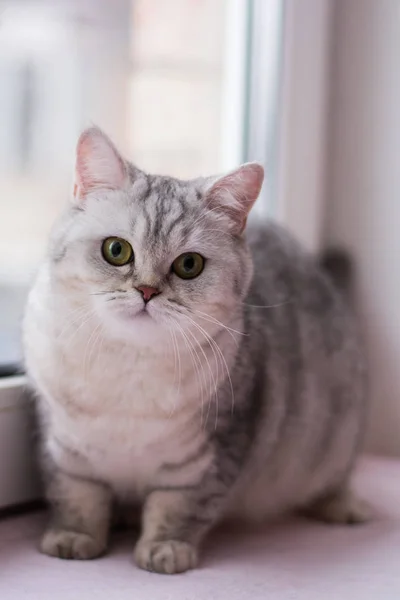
[229,221,366,520]
[245,219,362,380]
[246,220,339,308]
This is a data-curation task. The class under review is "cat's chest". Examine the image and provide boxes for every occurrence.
[50,409,205,498]
[50,324,192,417]
[45,329,207,496]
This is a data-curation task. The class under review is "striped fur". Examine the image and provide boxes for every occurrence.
[22,128,368,574]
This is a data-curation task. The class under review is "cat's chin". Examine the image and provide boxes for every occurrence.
[118,310,156,328]
[104,307,170,343]
[113,305,154,322]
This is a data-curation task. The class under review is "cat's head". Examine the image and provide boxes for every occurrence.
[50,127,263,341]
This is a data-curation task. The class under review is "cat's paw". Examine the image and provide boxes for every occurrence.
[304,489,374,525]
[134,539,198,574]
[40,528,106,560]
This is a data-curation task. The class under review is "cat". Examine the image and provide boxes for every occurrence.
[23,126,370,575]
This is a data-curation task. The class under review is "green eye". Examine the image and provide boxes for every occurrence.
[102,237,134,266]
[172,253,205,279]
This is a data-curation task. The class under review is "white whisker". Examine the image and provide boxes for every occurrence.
[172,317,207,427]
[56,305,92,339]
[182,314,235,427]
[192,309,247,343]
[241,300,293,309]
[83,321,103,379]
[184,324,219,427]
[62,309,96,347]
[166,318,181,418]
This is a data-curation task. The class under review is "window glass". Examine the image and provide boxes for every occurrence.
[0,0,283,372]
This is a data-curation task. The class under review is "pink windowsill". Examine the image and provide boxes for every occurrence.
[1,456,399,599]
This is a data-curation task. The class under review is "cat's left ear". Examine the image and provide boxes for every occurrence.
[204,163,264,234]
[73,126,129,203]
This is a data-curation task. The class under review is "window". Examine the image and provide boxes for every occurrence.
[0,0,293,375]
[0,0,261,375]
[0,0,285,376]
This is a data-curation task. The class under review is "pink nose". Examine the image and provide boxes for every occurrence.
[137,285,160,303]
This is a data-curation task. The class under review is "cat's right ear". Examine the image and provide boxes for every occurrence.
[72,127,128,203]
[203,162,264,234]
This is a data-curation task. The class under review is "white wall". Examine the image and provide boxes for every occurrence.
[325,0,400,455]
[276,0,333,253]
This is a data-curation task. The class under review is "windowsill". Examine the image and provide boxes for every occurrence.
[0,457,397,598]
[0,375,28,408]
[0,375,41,509]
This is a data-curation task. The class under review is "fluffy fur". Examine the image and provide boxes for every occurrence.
[23,127,369,574]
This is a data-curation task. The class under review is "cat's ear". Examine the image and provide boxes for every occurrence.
[204,163,264,234]
[73,126,128,202]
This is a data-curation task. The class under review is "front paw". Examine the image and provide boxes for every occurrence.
[40,528,106,560]
[134,539,198,574]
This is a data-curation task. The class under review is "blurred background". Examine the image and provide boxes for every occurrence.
[0,0,400,456]
[0,0,283,372]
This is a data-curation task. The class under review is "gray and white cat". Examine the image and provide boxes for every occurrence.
[23,127,369,575]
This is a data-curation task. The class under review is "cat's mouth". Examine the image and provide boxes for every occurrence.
[112,302,152,322]
[105,296,166,326]
[131,305,152,318]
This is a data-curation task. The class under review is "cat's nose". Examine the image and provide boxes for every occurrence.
[136,285,160,303]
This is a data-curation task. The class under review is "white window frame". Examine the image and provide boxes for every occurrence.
[0,376,41,508]
[0,0,333,509]
[274,0,333,252]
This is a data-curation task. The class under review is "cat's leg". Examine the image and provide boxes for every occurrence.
[134,488,225,574]
[41,469,112,560]
[302,485,374,525]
